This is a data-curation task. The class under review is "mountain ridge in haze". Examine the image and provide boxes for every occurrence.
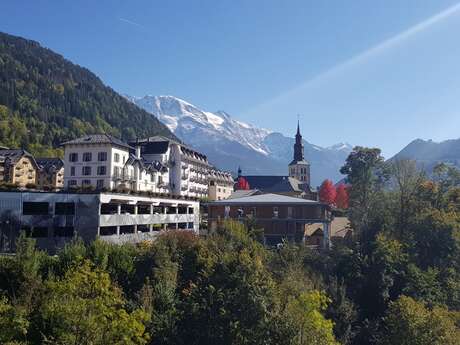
[391,138,460,171]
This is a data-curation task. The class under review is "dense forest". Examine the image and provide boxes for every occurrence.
[0,147,459,344]
[0,32,175,157]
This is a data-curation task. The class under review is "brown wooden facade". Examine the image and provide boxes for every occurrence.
[207,194,332,247]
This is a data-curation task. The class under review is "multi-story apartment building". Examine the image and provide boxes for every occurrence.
[36,158,64,189]
[62,134,229,199]
[0,190,199,252]
[130,136,211,199]
[0,149,39,187]
[208,168,234,201]
[62,134,133,190]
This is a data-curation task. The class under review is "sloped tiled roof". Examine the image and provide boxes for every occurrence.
[238,176,286,190]
[227,189,261,199]
[209,193,321,205]
[0,149,37,166]
[36,157,64,173]
[61,134,133,150]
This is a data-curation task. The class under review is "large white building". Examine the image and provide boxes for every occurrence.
[130,136,211,199]
[63,134,232,200]
[62,134,168,193]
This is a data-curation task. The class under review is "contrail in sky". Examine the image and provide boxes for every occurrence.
[250,2,460,112]
[118,17,144,28]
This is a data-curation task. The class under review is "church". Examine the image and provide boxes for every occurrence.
[235,122,318,201]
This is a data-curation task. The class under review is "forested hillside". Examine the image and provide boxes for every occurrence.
[0,32,175,156]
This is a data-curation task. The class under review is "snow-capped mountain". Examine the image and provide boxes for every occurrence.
[127,95,272,155]
[127,95,352,186]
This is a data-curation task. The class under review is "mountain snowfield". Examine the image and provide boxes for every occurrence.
[127,95,352,186]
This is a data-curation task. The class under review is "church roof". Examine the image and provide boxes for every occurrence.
[264,176,312,193]
[237,175,286,190]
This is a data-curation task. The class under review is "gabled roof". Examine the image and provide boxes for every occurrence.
[264,176,304,193]
[209,193,322,205]
[124,154,168,173]
[61,134,133,150]
[0,149,38,167]
[36,157,64,173]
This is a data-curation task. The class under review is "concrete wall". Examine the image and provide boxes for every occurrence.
[0,191,200,253]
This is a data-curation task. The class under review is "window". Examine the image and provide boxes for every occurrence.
[68,180,77,187]
[82,166,91,176]
[98,152,107,161]
[287,207,293,218]
[188,222,194,229]
[101,203,118,215]
[113,166,120,177]
[114,153,120,163]
[273,207,279,218]
[100,226,117,236]
[122,156,126,164]
[120,225,135,234]
[54,226,74,237]
[83,152,92,162]
[70,166,75,176]
[97,166,106,175]
[69,153,78,162]
[23,202,49,215]
[55,202,75,215]
[138,224,150,233]
[96,179,104,189]
[82,180,91,185]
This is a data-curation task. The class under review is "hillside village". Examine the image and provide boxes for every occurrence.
[0,119,350,252]
[1,15,460,345]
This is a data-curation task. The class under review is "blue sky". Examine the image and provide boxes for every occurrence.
[2,0,460,157]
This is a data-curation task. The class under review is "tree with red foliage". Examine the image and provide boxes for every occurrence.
[335,183,349,209]
[319,179,336,205]
[235,176,250,190]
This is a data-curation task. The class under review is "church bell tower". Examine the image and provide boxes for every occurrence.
[288,120,310,184]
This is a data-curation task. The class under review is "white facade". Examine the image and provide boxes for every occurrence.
[132,136,210,199]
[63,135,229,200]
[208,169,234,201]
[63,136,164,193]
[64,142,129,190]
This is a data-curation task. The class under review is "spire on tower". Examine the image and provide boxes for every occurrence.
[293,117,304,162]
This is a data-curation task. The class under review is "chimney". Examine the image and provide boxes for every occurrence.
[135,146,141,159]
